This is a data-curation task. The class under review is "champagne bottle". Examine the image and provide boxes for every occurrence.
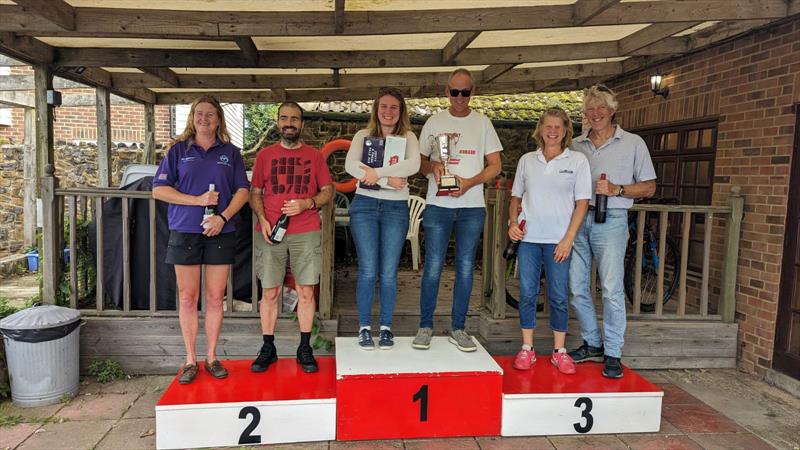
[503,219,526,260]
[202,184,217,229]
[595,173,607,223]
[269,213,290,243]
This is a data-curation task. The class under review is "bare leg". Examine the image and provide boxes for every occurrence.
[296,285,316,333]
[259,286,281,334]
[175,264,201,365]
[553,330,566,350]
[521,328,534,348]
[203,264,230,362]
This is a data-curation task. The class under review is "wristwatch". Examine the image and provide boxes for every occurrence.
[617,185,625,197]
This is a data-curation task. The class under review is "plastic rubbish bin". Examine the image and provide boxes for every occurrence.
[25,251,39,272]
[0,304,82,407]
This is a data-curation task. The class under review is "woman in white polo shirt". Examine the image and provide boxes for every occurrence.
[508,107,592,373]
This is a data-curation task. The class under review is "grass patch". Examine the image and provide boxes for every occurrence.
[87,360,126,384]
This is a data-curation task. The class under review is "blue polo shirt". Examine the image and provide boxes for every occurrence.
[153,139,249,234]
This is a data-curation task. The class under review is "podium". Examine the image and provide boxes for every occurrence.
[496,356,663,436]
[155,359,336,449]
[155,339,663,448]
[335,336,503,440]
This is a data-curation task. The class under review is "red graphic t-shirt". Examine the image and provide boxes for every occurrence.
[251,142,333,234]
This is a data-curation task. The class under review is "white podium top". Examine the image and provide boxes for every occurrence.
[335,337,503,378]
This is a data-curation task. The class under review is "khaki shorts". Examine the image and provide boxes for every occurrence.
[253,230,322,288]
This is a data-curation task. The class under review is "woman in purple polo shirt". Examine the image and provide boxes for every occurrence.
[153,96,249,384]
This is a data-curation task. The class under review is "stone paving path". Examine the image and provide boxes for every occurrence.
[1,369,796,450]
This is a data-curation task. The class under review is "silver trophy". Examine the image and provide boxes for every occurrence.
[430,133,460,195]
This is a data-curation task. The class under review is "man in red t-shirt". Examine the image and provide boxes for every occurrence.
[249,102,333,373]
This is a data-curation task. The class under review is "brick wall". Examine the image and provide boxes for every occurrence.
[609,17,800,376]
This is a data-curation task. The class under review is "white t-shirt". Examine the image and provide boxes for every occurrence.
[419,110,503,208]
[511,148,592,244]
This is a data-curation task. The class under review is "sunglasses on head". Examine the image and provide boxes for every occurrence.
[449,88,472,97]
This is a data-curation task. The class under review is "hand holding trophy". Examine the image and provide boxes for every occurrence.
[430,133,460,196]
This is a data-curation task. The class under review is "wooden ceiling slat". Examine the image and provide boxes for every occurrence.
[13,0,76,31]
[138,67,180,87]
[441,32,481,65]
[618,22,700,55]
[0,32,54,64]
[234,37,259,65]
[572,0,622,26]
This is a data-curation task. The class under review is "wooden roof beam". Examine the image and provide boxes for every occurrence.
[0,32,54,64]
[0,91,34,108]
[13,0,75,31]
[139,67,180,87]
[335,0,346,34]
[234,37,259,65]
[573,0,622,26]
[618,22,700,55]
[0,2,791,37]
[442,32,481,65]
[482,64,517,83]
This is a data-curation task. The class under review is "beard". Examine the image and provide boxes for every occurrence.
[280,126,301,143]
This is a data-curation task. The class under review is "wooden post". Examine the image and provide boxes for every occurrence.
[33,64,54,194]
[22,107,37,248]
[491,188,510,319]
[143,102,156,164]
[482,188,495,311]
[319,202,335,320]
[40,165,60,304]
[719,186,744,323]
[96,86,112,187]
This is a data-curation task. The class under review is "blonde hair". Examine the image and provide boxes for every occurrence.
[367,87,411,137]
[583,84,618,111]
[532,107,574,151]
[173,95,231,145]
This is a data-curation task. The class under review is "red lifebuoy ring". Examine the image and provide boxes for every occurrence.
[321,139,357,193]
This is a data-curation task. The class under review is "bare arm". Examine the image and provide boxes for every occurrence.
[508,195,525,242]
[554,199,590,263]
[249,187,271,242]
[152,185,215,206]
[451,151,502,198]
[597,179,656,199]
[223,188,249,220]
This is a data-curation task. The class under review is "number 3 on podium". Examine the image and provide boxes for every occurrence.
[573,397,594,433]
[238,406,262,445]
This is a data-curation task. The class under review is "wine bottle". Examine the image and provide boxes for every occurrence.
[595,173,607,223]
[269,213,290,243]
[202,184,217,229]
[503,219,527,260]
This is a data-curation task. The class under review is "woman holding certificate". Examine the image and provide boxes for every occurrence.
[345,87,421,350]
[507,107,592,374]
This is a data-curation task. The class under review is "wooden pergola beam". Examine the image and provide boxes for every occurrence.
[13,0,75,31]
[139,67,180,87]
[0,32,54,64]
[0,91,34,108]
[618,22,700,55]
[482,64,517,84]
[234,37,259,65]
[573,0,622,26]
[0,1,791,37]
[334,0,346,34]
[442,32,481,65]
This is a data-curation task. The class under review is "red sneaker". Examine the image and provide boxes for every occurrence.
[513,348,536,370]
[551,351,577,374]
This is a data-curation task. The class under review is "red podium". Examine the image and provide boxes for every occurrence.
[335,336,503,440]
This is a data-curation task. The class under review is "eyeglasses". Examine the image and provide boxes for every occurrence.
[448,88,472,97]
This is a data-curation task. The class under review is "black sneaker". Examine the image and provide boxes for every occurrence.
[602,355,624,379]
[358,329,375,350]
[251,344,278,372]
[296,345,318,373]
[568,340,605,363]
[378,329,394,350]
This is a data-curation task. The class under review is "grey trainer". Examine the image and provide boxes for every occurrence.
[412,327,433,349]
[448,329,477,352]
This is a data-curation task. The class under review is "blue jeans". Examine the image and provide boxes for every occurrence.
[419,205,485,330]
[517,242,570,332]
[569,209,629,358]
[349,195,409,328]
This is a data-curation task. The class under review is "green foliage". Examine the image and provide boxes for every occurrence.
[0,411,25,428]
[87,359,126,383]
[0,297,17,320]
[244,103,279,150]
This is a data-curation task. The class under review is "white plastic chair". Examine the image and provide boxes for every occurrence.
[406,195,426,271]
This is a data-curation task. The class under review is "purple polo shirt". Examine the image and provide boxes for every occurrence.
[153,139,249,234]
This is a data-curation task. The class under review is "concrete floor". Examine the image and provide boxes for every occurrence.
[0,272,38,309]
[0,367,797,450]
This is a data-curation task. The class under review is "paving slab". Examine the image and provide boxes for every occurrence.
[619,434,704,450]
[547,435,628,449]
[57,392,140,421]
[330,440,403,449]
[0,422,40,450]
[476,436,554,449]
[95,418,156,450]
[16,419,114,450]
[0,400,64,423]
[123,389,160,419]
[101,375,173,395]
[662,403,745,434]
[404,437,480,450]
[687,433,776,450]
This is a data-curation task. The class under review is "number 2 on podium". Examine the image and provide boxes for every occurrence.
[238,406,262,445]
[412,384,429,422]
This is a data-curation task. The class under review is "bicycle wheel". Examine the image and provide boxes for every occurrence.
[624,236,680,312]
[504,255,544,312]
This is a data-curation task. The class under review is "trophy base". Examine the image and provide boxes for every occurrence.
[436,177,460,196]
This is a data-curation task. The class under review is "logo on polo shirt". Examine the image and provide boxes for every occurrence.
[217,155,231,167]
[559,169,574,174]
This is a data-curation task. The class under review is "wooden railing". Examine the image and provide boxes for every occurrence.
[38,166,336,319]
[482,186,744,323]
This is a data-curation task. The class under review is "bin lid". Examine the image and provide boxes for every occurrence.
[0,304,81,343]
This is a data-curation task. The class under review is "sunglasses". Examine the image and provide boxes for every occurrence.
[448,88,472,97]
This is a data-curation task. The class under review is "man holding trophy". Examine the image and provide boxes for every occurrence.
[413,68,503,352]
